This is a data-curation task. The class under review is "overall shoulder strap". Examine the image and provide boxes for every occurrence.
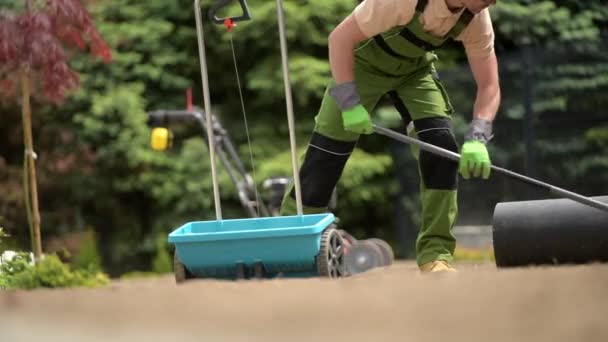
[370,0,430,58]
[415,0,429,12]
[446,9,475,38]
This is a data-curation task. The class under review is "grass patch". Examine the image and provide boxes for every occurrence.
[454,246,495,262]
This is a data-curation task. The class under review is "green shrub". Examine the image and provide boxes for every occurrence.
[0,227,7,245]
[0,252,110,290]
[0,227,14,254]
[71,229,103,272]
[151,232,172,274]
[117,233,173,279]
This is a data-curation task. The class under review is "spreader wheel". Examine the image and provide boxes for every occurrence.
[344,240,384,275]
[367,238,395,266]
[174,251,195,284]
[316,227,347,278]
[337,229,357,246]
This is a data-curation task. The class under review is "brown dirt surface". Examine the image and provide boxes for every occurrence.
[2,261,608,342]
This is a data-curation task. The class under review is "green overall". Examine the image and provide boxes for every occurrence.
[280,1,475,266]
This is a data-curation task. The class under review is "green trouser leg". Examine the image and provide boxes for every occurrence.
[408,129,458,266]
[380,58,458,266]
[415,187,458,266]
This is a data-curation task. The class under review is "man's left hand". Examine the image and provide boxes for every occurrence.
[459,140,491,180]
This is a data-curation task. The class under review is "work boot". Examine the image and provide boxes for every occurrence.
[419,260,457,274]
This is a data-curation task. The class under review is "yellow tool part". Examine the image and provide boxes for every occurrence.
[150,127,173,151]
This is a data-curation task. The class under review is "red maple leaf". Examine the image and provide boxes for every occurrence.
[0,0,112,105]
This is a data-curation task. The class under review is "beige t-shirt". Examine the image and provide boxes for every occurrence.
[353,0,495,58]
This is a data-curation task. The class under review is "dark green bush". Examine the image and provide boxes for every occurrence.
[151,232,172,274]
[0,227,7,245]
[71,229,103,273]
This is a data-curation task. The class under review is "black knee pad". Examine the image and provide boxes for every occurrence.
[414,117,459,190]
[289,132,356,207]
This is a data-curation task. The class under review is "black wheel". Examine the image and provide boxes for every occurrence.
[344,240,384,275]
[316,227,347,278]
[174,251,195,284]
[253,262,266,279]
[367,238,395,266]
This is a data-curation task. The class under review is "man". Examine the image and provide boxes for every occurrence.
[280,0,501,273]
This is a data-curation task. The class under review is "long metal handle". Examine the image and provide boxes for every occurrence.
[276,0,303,216]
[372,124,608,213]
[195,0,222,220]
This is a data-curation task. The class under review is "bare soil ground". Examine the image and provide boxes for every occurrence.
[2,261,608,342]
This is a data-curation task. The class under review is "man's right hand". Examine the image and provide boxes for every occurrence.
[329,81,373,135]
[342,104,373,135]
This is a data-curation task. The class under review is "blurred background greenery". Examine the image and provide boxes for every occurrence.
[0,0,606,277]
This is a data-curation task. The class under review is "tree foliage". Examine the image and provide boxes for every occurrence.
[0,0,111,259]
[0,0,111,104]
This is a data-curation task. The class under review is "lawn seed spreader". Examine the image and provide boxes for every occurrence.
[149,106,394,280]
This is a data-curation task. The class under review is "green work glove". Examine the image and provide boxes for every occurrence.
[459,118,493,180]
[459,140,491,179]
[329,81,374,135]
[342,104,373,135]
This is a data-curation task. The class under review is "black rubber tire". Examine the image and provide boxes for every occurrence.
[174,251,195,284]
[367,238,395,266]
[316,227,347,278]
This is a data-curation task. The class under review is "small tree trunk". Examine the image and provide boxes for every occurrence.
[20,66,42,259]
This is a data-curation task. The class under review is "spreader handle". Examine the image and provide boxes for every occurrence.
[372,124,608,213]
[208,0,252,25]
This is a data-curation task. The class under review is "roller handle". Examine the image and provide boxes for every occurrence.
[208,0,251,25]
[372,124,608,213]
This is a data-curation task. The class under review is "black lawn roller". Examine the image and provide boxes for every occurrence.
[492,196,608,267]
[372,124,608,268]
